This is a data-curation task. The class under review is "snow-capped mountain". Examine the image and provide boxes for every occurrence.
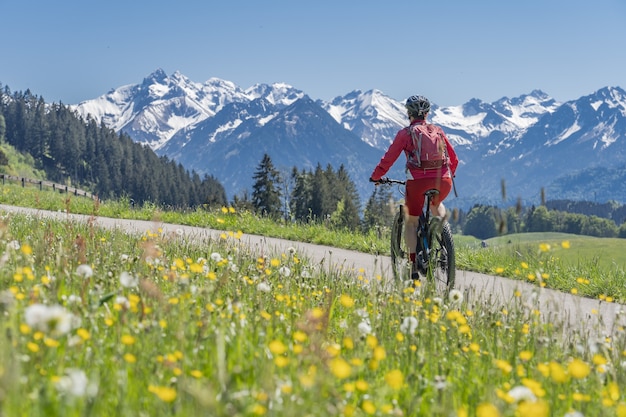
[73,69,626,208]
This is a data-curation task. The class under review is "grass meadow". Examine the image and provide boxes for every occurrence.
[1,183,626,416]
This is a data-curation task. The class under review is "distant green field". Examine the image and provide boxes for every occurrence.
[485,232,626,271]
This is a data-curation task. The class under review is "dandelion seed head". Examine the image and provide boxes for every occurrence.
[56,368,90,398]
[357,320,372,335]
[119,271,139,288]
[278,266,291,277]
[0,290,15,311]
[210,252,223,262]
[25,304,74,335]
[115,296,130,310]
[507,385,536,403]
[433,375,447,390]
[400,316,418,335]
[257,282,271,293]
[75,264,93,279]
[448,289,463,305]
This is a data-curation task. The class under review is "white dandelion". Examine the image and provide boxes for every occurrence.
[24,304,75,335]
[433,375,448,390]
[65,294,82,305]
[448,289,463,305]
[278,266,291,277]
[115,296,130,310]
[400,316,419,335]
[357,320,372,335]
[257,282,271,293]
[0,290,15,311]
[75,264,93,279]
[56,368,91,398]
[119,271,139,288]
[507,385,536,403]
[210,252,223,262]
[7,240,20,250]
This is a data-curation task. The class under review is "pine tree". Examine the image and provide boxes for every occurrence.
[252,153,282,218]
[363,185,394,231]
[334,165,361,229]
[290,167,313,221]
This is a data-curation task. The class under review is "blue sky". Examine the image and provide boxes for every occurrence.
[1,0,625,107]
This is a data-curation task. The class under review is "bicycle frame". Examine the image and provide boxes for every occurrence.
[375,178,455,293]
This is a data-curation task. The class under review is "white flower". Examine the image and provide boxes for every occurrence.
[120,254,129,262]
[115,296,130,309]
[56,368,89,398]
[358,320,372,335]
[257,282,271,293]
[119,271,138,288]
[278,266,291,277]
[448,289,463,305]
[0,290,15,311]
[25,304,74,335]
[433,375,447,390]
[507,385,536,403]
[66,294,82,305]
[7,240,20,250]
[300,270,311,278]
[210,252,223,262]
[75,264,93,279]
[230,263,239,273]
[286,246,297,255]
[400,316,419,335]
[356,309,369,318]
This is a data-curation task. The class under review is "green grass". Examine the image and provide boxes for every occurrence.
[1,206,626,416]
[1,181,626,303]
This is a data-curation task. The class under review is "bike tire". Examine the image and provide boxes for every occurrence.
[429,221,456,294]
[390,208,408,281]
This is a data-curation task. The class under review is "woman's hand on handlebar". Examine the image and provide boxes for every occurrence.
[369,177,388,185]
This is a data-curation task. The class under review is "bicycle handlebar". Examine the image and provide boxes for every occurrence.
[370,177,405,185]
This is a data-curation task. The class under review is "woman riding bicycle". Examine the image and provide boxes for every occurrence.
[370,95,459,278]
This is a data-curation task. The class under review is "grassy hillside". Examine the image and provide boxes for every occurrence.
[0,142,47,179]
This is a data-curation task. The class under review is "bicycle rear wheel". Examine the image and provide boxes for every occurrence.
[390,208,408,281]
[428,221,456,294]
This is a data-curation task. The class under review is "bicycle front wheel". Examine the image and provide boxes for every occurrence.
[429,221,456,294]
[390,208,408,281]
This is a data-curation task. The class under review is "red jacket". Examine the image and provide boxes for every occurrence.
[370,120,459,181]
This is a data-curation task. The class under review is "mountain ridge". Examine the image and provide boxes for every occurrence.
[72,69,626,208]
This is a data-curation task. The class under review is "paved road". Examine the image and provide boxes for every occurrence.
[2,204,623,337]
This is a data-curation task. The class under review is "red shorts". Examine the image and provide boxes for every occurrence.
[405,177,453,216]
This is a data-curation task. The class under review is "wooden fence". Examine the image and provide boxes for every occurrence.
[0,174,96,199]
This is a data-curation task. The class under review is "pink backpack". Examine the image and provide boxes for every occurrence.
[406,124,447,170]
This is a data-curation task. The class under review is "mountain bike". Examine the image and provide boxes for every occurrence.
[377,178,456,294]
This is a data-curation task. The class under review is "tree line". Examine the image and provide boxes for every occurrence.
[461,204,626,240]
[0,85,227,208]
[231,153,363,230]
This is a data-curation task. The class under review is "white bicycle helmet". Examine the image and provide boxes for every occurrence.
[405,95,431,117]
